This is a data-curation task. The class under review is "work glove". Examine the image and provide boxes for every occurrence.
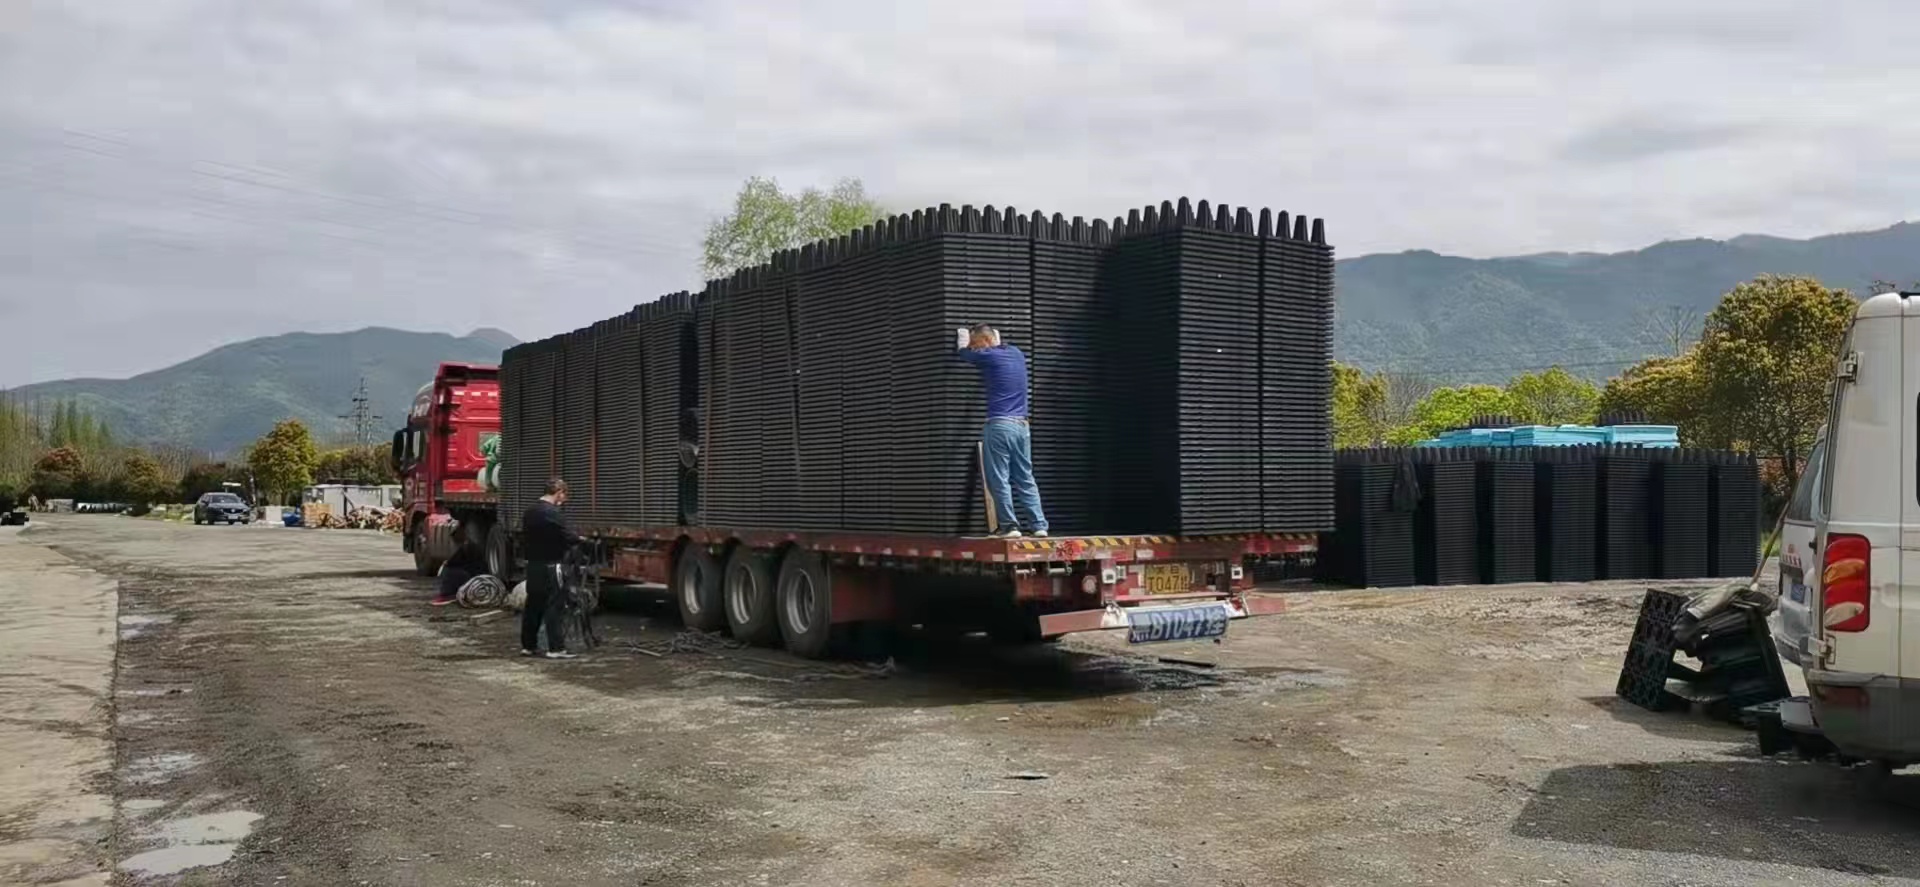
[954,327,970,349]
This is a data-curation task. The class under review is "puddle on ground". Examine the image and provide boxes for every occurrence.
[118,613,175,639]
[117,810,262,878]
[126,752,202,786]
[124,799,168,813]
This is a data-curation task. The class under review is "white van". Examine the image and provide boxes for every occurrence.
[1790,290,1920,766]
[1773,425,1824,667]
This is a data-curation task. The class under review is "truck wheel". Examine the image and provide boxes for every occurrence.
[776,549,833,659]
[723,548,779,646]
[412,519,442,577]
[483,520,513,581]
[673,547,725,632]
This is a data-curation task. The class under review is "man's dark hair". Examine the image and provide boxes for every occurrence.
[545,477,569,496]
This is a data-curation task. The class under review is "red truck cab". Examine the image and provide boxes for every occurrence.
[392,362,506,578]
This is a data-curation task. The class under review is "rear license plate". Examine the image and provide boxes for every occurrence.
[1125,603,1231,644]
[1143,563,1193,595]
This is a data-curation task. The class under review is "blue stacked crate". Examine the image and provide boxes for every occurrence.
[1651,448,1711,579]
[1476,448,1536,584]
[1266,210,1336,533]
[1710,451,1760,577]
[1535,446,1597,582]
[1595,446,1654,580]
[1029,212,1107,536]
[1414,448,1478,586]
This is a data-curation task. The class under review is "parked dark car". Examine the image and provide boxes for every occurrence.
[193,492,252,525]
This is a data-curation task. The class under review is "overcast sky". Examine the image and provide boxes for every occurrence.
[4,0,1918,386]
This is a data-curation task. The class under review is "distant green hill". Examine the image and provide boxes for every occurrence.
[1335,221,1920,383]
[9,327,514,455]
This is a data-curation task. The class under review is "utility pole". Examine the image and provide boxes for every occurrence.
[339,378,382,446]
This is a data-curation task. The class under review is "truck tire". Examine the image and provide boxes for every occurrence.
[412,519,443,577]
[776,549,833,659]
[483,520,513,581]
[673,546,725,632]
[723,548,780,646]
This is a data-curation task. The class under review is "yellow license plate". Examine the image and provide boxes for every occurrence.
[1143,564,1192,595]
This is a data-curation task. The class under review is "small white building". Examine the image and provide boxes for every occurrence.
[302,484,402,515]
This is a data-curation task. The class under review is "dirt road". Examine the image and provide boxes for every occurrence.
[8,514,1920,886]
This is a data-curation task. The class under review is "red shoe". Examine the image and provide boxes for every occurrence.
[430,596,456,607]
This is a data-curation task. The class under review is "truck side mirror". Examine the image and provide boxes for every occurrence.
[390,430,406,472]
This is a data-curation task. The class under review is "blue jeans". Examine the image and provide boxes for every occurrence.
[983,418,1046,533]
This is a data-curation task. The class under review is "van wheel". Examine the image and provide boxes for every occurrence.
[674,547,725,632]
[724,548,780,646]
[776,549,834,659]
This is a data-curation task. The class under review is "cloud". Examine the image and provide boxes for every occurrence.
[3,0,1920,385]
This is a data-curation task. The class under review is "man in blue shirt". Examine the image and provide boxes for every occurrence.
[953,324,1048,538]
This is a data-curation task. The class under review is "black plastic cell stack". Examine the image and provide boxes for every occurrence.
[1414,448,1478,585]
[635,292,696,527]
[836,225,894,533]
[1595,446,1653,580]
[1535,446,1597,582]
[497,353,526,531]
[1476,448,1536,584]
[1264,210,1336,534]
[1710,451,1760,577]
[1028,212,1106,536]
[590,312,643,530]
[792,243,848,532]
[1651,448,1711,579]
[1323,450,1417,587]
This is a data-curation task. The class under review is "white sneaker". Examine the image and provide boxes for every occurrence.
[992,529,1023,539]
[1032,530,1049,538]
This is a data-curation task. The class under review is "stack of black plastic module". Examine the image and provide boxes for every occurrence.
[836,226,894,533]
[1028,213,1107,536]
[1323,450,1417,587]
[557,329,595,524]
[1164,201,1263,534]
[1265,210,1336,533]
[1535,446,1597,582]
[496,354,527,530]
[1093,209,1176,533]
[791,243,847,531]
[1476,448,1536,584]
[696,278,747,528]
[1615,588,1690,711]
[1710,450,1761,577]
[1414,448,1479,585]
[637,292,696,526]
[758,255,803,531]
[590,312,643,529]
[1595,446,1653,580]
[928,207,1033,535]
[1652,448,1711,578]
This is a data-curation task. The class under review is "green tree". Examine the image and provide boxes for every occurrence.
[1597,354,1712,444]
[248,419,318,505]
[702,176,888,279]
[1693,275,1854,493]
[1332,362,1391,447]
[315,444,398,485]
[1390,385,1516,445]
[31,446,86,499]
[179,461,247,503]
[1505,366,1600,426]
[119,453,169,505]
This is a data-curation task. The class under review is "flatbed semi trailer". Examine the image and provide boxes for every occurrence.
[396,363,1315,657]
[565,524,1313,657]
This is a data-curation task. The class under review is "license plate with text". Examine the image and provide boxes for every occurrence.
[1125,603,1232,644]
[1143,563,1193,595]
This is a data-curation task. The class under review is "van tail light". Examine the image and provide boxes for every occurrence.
[1822,533,1871,633]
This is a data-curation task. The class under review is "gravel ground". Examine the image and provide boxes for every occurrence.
[10,514,1920,886]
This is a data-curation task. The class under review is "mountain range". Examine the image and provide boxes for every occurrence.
[13,220,1920,454]
[10,328,516,455]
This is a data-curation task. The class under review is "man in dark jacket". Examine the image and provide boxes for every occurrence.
[520,477,580,659]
